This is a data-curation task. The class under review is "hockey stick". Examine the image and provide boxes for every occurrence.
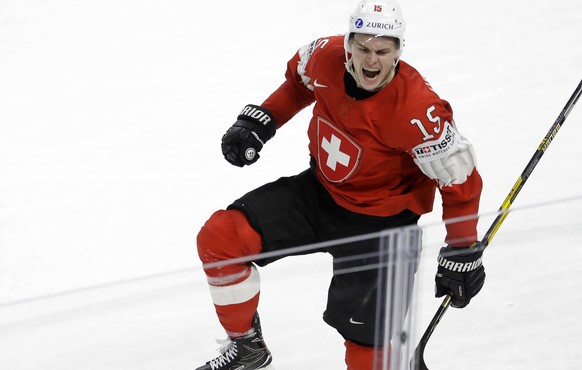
[410,79,582,370]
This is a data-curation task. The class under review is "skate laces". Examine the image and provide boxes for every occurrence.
[208,339,238,369]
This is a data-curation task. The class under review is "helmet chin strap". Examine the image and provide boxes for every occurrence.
[345,59,359,84]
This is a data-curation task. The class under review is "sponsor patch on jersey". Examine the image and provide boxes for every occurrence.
[412,122,460,163]
[297,39,326,91]
[317,117,362,183]
[297,40,317,78]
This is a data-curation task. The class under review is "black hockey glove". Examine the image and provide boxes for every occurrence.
[435,245,485,308]
[221,104,276,167]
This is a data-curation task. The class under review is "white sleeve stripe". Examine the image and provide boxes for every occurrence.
[209,265,260,306]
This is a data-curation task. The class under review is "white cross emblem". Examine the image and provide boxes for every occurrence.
[316,117,361,183]
[321,134,350,170]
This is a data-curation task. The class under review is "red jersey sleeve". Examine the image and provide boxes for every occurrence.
[440,170,483,246]
[398,85,483,247]
[261,49,316,128]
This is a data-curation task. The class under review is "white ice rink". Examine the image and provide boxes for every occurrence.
[1,0,582,369]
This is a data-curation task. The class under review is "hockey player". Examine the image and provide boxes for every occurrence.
[196,1,485,369]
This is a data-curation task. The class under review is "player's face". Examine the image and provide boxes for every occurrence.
[349,34,399,91]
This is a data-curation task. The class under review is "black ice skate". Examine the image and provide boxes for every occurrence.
[196,314,274,370]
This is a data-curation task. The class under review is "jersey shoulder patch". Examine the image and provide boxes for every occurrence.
[296,36,341,91]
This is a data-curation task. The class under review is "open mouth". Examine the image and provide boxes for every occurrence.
[362,67,380,79]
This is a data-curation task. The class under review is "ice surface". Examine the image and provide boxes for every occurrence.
[1,0,581,369]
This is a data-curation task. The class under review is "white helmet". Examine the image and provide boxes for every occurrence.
[344,0,406,61]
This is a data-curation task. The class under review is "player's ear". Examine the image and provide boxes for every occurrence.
[345,42,352,55]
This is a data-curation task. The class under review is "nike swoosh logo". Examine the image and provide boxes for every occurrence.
[313,79,328,88]
[349,317,365,325]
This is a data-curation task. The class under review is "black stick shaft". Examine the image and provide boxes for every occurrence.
[481,79,582,249]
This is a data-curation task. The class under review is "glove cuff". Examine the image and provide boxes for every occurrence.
[237,104,277,140]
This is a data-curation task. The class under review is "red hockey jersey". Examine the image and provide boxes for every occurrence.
[261,36,482,246]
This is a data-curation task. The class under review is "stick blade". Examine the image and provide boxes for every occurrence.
[409,344,429,370]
